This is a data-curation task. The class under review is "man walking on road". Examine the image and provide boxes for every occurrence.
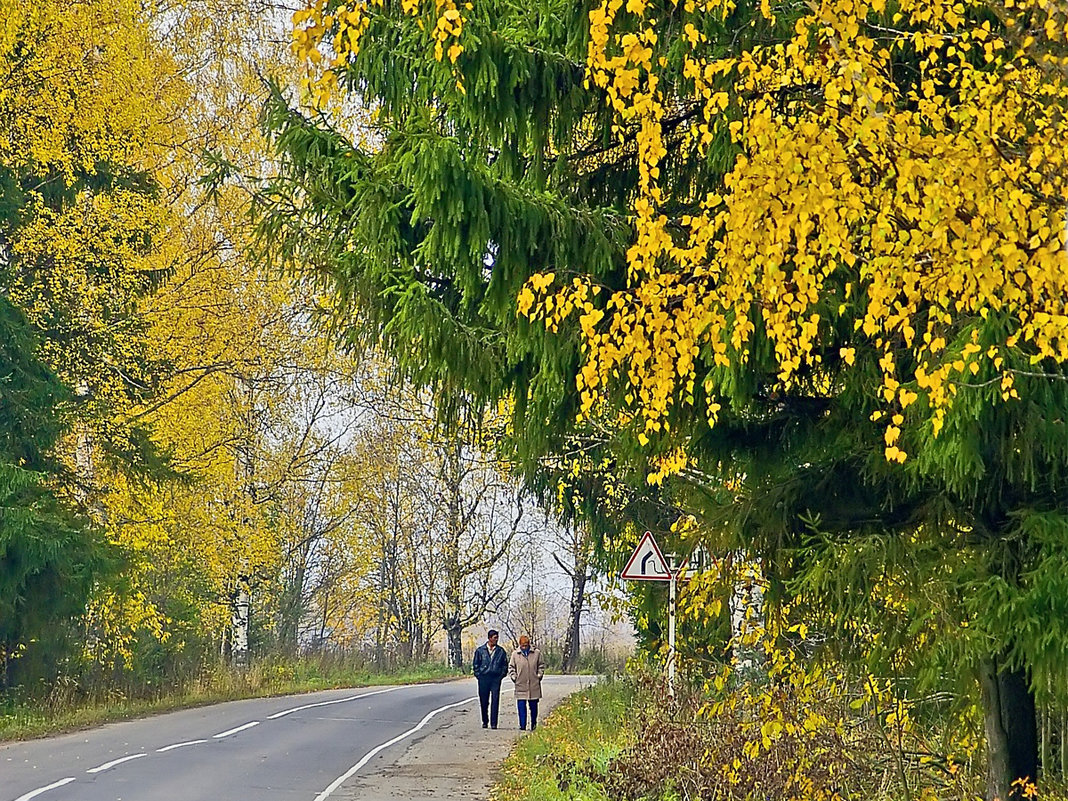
[472,629,509,729]
[508,635,545,731]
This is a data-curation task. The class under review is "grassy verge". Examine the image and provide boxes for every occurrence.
[492,677,636,801]
[0,660,463,743]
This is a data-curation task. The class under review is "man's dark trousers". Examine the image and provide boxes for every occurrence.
[478,677,503,728]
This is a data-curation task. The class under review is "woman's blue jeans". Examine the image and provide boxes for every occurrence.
[517,699,539,729]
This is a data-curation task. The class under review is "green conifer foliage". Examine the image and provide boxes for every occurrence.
[262,1,1068,792]
[0,298,112,689]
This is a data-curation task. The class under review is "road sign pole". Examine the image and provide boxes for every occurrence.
[620,532,678,694]
[667,552,677,697]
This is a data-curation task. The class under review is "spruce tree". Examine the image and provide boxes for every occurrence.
[260,1,1068,793]
[0,298,111,688]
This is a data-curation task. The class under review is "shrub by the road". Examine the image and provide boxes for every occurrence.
[493,666,1068,801]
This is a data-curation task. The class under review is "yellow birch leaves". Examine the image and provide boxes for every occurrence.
[521,0,1068,471]
[292,0,467,104]
[289,0,1068,475]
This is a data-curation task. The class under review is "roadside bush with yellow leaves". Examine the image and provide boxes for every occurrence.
[589,654,980,801]
[494,621,1068,801]
[495,661,981,801]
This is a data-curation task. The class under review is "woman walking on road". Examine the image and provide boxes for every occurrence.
[508,635,544,730]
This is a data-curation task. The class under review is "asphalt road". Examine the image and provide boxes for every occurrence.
[1,676,587,801]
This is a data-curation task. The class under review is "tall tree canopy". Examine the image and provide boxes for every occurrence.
[267,0,1068,795]
[0,0,170,683]
[1,0,330,684]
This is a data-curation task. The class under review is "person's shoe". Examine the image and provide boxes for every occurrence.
[519,725,526,730]
[490,724,497,729]
[531,724,537,730]
[482,722,488,728]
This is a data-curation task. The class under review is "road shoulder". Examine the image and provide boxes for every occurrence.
[338,675,592,801]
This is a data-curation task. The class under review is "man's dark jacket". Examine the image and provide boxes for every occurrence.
[472,643,508,682]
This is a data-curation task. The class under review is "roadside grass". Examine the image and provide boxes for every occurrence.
[492,677,636,801]
[0,659,463,743]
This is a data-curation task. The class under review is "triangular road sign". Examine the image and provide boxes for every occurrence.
[621,531,672,581]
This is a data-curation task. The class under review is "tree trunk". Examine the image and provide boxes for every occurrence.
[318,587,329,647]
[231,580,250,668]
[728,554,764,680]
[445,617,463,669]
[278,554,307,656]
[980,655,1038,800]
[1061,708,1068,780]
[375,544,387,670]
[1040,694,1051,781]
[442,440,464,670]
[561,561,588,674]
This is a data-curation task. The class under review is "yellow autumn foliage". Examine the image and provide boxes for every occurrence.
[0,0,324,666]
[520,0,1068,474]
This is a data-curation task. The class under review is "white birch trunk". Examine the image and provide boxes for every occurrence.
[231,583,250,668]
[729,553,764,680]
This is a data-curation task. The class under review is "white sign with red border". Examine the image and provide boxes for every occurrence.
[620,530,672,581]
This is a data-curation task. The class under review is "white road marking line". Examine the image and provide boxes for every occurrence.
[266,686,403,720]
[313,696,476,801]
[13,777,76,801]
[212,721,260,738]
[156,739,209,752]
[13,684,450,801]
[86,753,146,774]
